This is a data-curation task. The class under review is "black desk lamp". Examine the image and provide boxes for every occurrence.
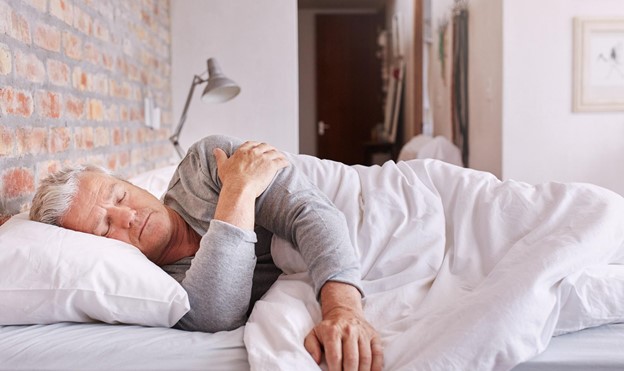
[169,58,241,158]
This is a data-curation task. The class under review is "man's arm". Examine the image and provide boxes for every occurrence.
[170,140,288,333]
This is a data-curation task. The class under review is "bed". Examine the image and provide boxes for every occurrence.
[1,155,624,370]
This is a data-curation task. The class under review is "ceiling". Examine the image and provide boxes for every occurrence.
[298,0,385,10]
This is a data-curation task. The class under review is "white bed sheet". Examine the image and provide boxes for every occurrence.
[0,323,248,370]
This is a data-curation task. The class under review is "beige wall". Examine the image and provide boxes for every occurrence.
[502,0,624,195]
[430,0,624,195]
[0,0,173,215]
[428,0,454,141]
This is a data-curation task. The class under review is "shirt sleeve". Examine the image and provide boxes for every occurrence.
[164,146,258,333]
[188,135,363,299]
[174,220,257,332]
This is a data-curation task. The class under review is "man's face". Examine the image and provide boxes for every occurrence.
[61,171,172,263]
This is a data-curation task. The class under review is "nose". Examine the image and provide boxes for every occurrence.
[108,205,137,229]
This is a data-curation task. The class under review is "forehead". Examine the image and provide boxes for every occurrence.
[61,171,116,232]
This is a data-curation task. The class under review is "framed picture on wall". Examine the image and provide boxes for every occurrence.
[573,17,624,112]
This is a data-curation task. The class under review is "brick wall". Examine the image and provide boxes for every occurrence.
[0,0,173,215]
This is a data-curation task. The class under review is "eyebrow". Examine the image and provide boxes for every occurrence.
[90,182,117,235]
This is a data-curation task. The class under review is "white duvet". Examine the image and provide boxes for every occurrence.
[244,156,624,370]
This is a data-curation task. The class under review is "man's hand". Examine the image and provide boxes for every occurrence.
[304,282,383,371]
[212,141,289,230]
[214,141,289,198]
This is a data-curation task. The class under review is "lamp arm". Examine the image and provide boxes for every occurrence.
[169,75,207,158]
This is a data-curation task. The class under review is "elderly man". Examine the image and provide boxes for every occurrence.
[29,135,383,371]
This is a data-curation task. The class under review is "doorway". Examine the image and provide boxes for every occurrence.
[298,5,385,165]
[316,13,384,165]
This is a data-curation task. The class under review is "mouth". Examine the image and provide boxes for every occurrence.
[139,212,152,241]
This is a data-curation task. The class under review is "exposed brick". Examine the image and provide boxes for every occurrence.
[93,19,110,42]
[49,0,73,25]
[101,51,113,70]
[47,59,70,86]
[107,152,118,170]
[0,87,34,117]
[36,159,62,183]
[63,31,82,60]
[65,94,85,120]
[105,103,118,122]
[0,0,172,213]
[118,150,129,167]
[35,90,62,119]
[71,66,89,91]
[130,106,143,121]
[73,6,92,35]
[16,127,47,155]
[0,125,13,156]
[112,127,123,145]
[130,147,142,166]
[91,73,108,95]
[0,2,11,35]
[49,127,71,153]
[94,126,109,147]
[83,42,99,65]
[2,167,35,198]
[34,23,61,52]
[10,11,32,44]
[15,50,45,83]
[0,43,10,75]
[74,126,94,150]
[116,56,128,75]
[110,79,131,99]
[119,105,129,121]
[87,99,103,121]
[124,127,132,143]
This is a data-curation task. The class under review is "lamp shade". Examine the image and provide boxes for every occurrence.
[201,58,241,103]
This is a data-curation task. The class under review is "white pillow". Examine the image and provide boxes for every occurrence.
[0,213,189,327]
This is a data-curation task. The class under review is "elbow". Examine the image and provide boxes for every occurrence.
[175,312,246,333]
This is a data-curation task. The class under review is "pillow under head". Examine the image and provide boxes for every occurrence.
[0,213,189,327]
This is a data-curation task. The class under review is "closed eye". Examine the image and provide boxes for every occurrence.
[117,192,127,205]
[104,217,111,237]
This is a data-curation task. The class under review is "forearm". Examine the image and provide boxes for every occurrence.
[176,220,257,332]
[214,184,257,231]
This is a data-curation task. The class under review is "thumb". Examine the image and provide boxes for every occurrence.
[213,148,228,168]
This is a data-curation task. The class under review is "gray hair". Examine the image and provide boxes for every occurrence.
[29,164,114,226]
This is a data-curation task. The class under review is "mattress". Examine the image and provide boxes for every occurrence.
[0,323,248,370]
[513,323,624,371]
[1,322,622,370]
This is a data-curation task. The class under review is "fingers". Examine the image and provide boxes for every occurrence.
[307,321,383,371]
[324,332,343,371]
[304,331,323,365]
[236,141,289,166]
[212,148,228,169]
[370,337,384,371]
[357,337,372,371]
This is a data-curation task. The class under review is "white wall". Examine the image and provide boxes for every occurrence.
[171,0,299,154]
[502,0,624,194]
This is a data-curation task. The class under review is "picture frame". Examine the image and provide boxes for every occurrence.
[573,17,624,112]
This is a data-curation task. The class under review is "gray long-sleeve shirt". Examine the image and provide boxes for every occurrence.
[161,135,362,333]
